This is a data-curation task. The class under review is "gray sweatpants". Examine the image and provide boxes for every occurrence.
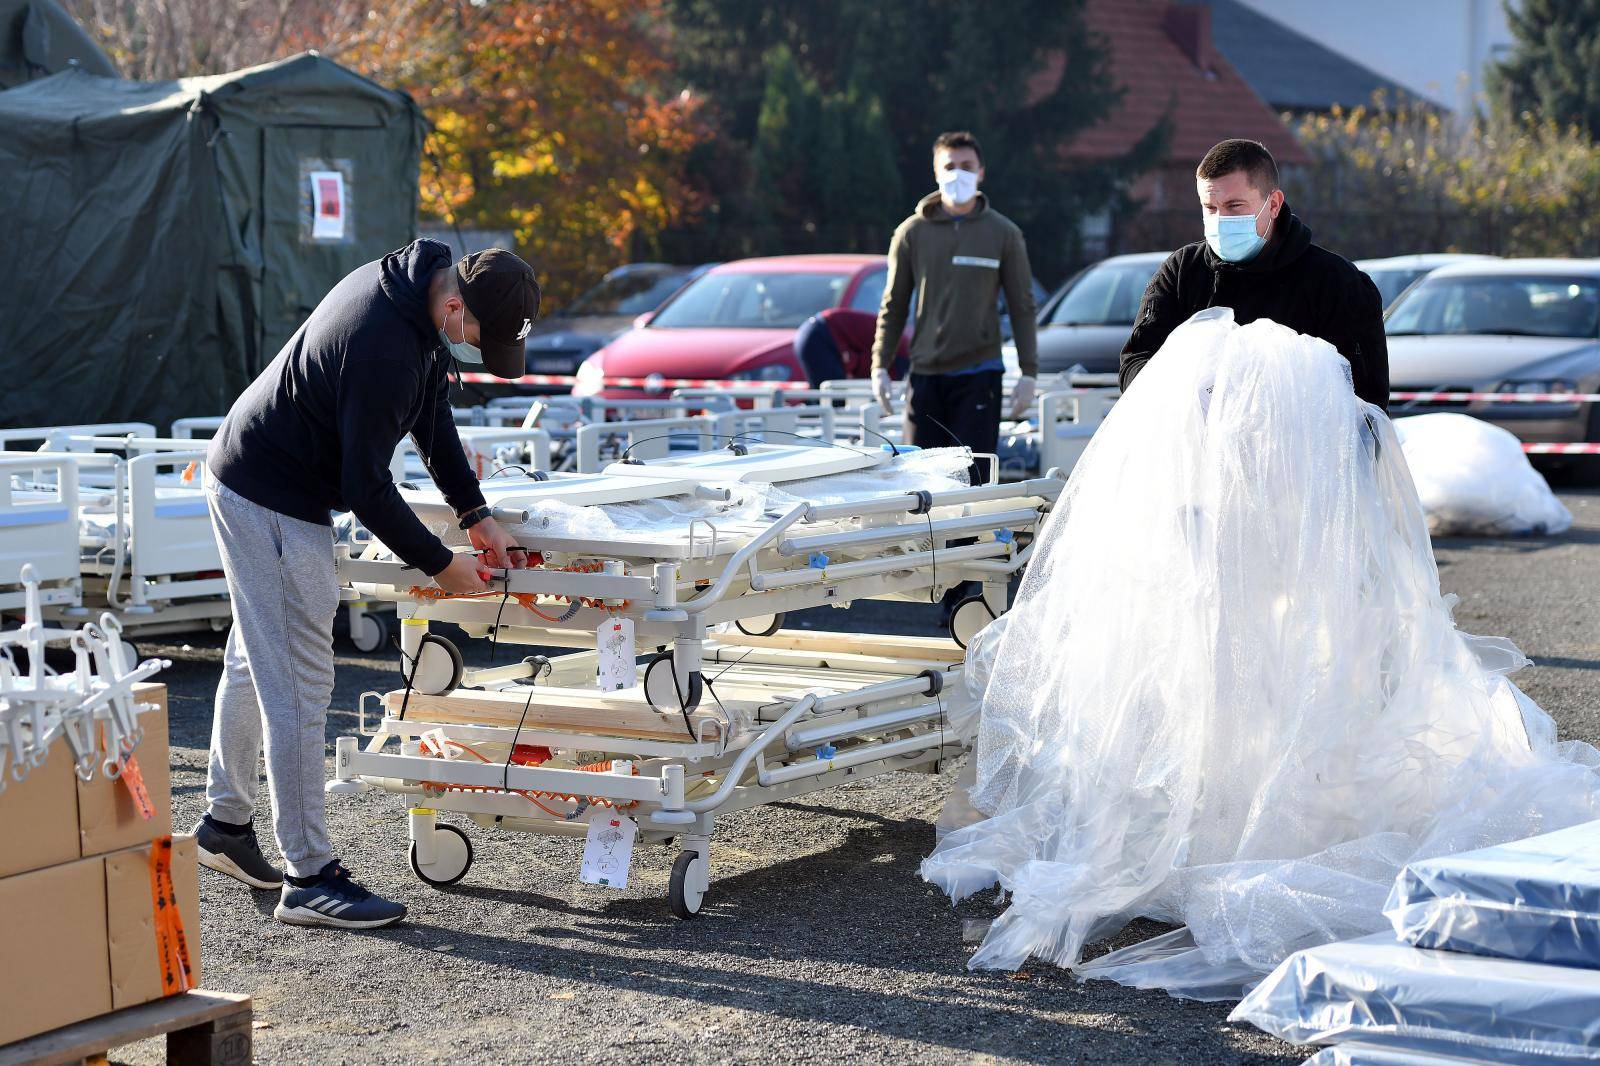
[204,475,339,878]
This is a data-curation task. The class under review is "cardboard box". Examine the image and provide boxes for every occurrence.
[0,739,80,878]
[0,853,112,1046]
[106,833,202,1010]
[0,832,201,1046]
[78,684,172,858]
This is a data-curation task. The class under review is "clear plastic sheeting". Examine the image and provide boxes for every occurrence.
[1230,933,1600,1062]
[1386,819,1600,968]
[921,308,1600,984]
[1304,1042,1565,1065]
[1394,413,1572,536]
[424,447,972,550]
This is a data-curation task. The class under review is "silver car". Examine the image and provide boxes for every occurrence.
[1385,258,1600,458]
[1356,253,1498,310]
[1024,252,1169,375]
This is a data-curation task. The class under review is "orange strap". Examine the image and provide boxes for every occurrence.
[119,751,155,821]
[98,723,156,821]
[147,835,194,995]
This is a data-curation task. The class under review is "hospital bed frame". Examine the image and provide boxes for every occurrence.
[328,628,975,918]
[325,445,1062,915]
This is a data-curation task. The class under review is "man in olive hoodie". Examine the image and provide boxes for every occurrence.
[870,130,1038,478]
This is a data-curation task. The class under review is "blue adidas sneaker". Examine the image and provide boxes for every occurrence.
[274,860,407,929]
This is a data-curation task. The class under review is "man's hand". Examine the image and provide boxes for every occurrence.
[466,515,528,571]
[1009,375,1036,420]
[871,368,895,416]
[434,552,490,596]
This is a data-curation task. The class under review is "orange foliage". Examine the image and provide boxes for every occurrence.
[290,1,708,304]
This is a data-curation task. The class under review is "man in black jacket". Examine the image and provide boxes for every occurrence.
[195,238,537,929]
[1120,139,1389,409]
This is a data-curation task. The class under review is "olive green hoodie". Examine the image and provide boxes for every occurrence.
[871,191,1038,377]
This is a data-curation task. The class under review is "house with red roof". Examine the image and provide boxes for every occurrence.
[1030,0,1317,256]
[1042,0,1310,201]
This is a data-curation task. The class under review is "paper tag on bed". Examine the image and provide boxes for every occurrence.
[596,617,636,691]
[579,811,637,888]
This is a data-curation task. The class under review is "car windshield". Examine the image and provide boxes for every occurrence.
[1046,261,1159,327]
[650,271,849,329]
[1386,275,1600,338]
[1365,268,1429,309]
[563,270,688,316]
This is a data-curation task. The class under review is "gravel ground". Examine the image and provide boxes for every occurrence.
[111,489,1598,1065]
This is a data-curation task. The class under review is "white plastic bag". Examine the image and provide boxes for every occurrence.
[1393,412,1572,536]
[1387,818,1600,968]
[922,309,1600,984]
[1231,932,1600,1061]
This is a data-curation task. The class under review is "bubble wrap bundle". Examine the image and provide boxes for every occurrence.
[922,309,1600,989]
[1394,412,1572,536]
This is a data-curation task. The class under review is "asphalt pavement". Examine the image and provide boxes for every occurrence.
[114,488,1599,1065]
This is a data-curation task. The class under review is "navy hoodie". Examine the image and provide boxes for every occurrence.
[208,239,487,576]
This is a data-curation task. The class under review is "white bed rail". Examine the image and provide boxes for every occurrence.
[0,455,82,611]
[574,415,721,473]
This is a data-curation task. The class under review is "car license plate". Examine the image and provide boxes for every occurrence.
[531,358,573,373]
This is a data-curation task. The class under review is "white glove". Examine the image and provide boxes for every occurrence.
[872,368,895,416]
[1009,375,1036,420]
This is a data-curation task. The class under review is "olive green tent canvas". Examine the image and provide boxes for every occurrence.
[0,52,425,430]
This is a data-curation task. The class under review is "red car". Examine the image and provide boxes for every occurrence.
[571,254,892,398]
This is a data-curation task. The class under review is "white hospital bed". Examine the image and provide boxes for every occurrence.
[326,441,1064,915]
[0,456,82,613]
[0,439,228,655]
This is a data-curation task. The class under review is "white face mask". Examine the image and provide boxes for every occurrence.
[938,167,980,205]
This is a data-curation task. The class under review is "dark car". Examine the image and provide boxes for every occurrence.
[523,263,712,377]
[1022,252,1168,376]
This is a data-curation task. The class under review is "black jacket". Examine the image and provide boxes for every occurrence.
[208,239,486,576]
[1119,208,1389,410]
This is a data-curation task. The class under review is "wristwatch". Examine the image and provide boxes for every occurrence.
[457,504,493,530]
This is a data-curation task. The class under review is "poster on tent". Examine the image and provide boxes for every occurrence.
[309,170,346,241]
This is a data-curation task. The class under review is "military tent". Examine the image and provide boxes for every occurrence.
[0,0,115,89]
[0,52,426,430]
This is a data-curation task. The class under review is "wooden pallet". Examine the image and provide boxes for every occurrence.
[0,991,252,1066]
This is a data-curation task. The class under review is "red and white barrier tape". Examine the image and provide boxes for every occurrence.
[464,380,1600,402]
[457,372,808,391]
[1390,391,1600,403]
[1523,443,1600,454]
[451,375,1600,453]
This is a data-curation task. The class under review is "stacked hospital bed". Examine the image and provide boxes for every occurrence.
[326,439,1065,915]
[0,425,225,659]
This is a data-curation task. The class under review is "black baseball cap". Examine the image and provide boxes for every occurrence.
[455,248,541,378]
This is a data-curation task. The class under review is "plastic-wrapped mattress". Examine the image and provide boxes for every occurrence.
[1386,819,1600,968]
[1230,933,1600,1062]
[1303,1044,1540,1065]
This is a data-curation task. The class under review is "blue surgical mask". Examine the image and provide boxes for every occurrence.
[1204,201,1269,263]
[438,305,483,365]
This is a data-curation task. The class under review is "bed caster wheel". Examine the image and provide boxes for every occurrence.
[669,850,707,919]
[643,653,703,712]
[410,823,473,887]
[348,611,389,654]
[734,612,784,637]
[405,634,463,696]
[119,640,141,668]
[949,596,997,649]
